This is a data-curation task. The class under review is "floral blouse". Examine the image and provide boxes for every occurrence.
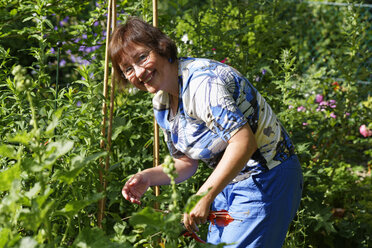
[153,57,295,182]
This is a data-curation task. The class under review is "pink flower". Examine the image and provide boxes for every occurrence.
[359,124,372,137]
[220,58,227,63]
[330,112,336,118]
[315,94,323,103]
[288,105,294,109]
[329,99,337,108]
[297,106,306,112]
[303,122,308,126]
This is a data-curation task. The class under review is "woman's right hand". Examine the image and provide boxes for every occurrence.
[122,173,150,204]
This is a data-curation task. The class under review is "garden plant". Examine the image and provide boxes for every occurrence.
[0,0,371,247]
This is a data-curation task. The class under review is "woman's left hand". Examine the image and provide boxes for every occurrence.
[183,123,257,233]
[183,196,212,233]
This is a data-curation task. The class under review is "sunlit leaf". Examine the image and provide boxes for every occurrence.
[7,131,33,145]
[0,163,21,192]
[130,207,163,227]
[0,228,11,248]
[55,193,104,216]
[54,152,106,184]
[43,140,74,170]
[72,228,123,248]
[45,107,65,136]
[0,144,17,159]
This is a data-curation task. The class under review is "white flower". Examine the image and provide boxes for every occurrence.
[181,34,189,43]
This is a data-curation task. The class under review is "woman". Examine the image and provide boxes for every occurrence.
[110,17,303,247]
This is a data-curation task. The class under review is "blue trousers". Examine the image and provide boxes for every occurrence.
[207,155,303,248]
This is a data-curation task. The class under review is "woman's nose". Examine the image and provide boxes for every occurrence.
[134,64,146,80]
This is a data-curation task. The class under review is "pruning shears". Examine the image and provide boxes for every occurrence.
[181,209,247,243]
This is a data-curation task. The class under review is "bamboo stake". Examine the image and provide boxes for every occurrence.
[98,0,114,228]
[106,3,117,173]
[152,0,161,200]
[102,0,117,208]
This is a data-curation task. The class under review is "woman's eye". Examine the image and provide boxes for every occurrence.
[138,53,148,62]
[125,67,133,74]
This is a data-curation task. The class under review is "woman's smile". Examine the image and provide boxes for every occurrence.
[121,43,179,96]
[143,71,154,85]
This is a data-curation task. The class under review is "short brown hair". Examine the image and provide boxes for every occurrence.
[109,17,178,88]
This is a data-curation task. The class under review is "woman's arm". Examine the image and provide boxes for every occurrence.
[122,155,198,204]
[183,123,257,232]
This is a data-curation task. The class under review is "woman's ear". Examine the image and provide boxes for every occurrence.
[159,40,167,51]
[159,40,170,57]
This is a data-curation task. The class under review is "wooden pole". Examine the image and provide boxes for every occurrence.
[98,0,115,228]
[102,0,117,218]
[152,0,160,200]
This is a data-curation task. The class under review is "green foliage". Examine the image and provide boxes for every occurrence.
[0,0,371,247]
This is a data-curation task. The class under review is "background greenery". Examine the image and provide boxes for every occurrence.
[0,0,371,247]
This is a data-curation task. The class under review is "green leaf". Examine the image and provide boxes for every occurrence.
[0,144,17,159]
[56,193,104,216]
[54,152,106,184]
[42,140,74,170]
[45,107,65,136]
[111,125,126,141]
[44,19,54,29]
[0,163,21,192]
[183,191,208,214]
[28,34,43,41]
[9,9,17,16]
[73,80,90,87]
[72,228,124,248]
[7,131,33,145]
[24,182,41,200]
[0,228,11,248]
[130,207,164,227]
[23,16,34,22]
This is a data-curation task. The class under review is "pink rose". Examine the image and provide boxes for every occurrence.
[297,106,306,112]
[315,94,323,103]
[360,124,372,137]
[329,99,337,108]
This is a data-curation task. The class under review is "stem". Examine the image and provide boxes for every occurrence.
[71,186,82,232]
[55,43,61,113]
[171,178,177,209]
[44,216,53,243]
[27,92,38,131]
[61,217,71,244]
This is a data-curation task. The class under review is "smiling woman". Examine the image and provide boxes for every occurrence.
[113,42,178,95]
[109,16,303,248]
[109,17,177,90]
[121,49,152,79]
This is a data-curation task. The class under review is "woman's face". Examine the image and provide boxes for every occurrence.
[119,43,177,94]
